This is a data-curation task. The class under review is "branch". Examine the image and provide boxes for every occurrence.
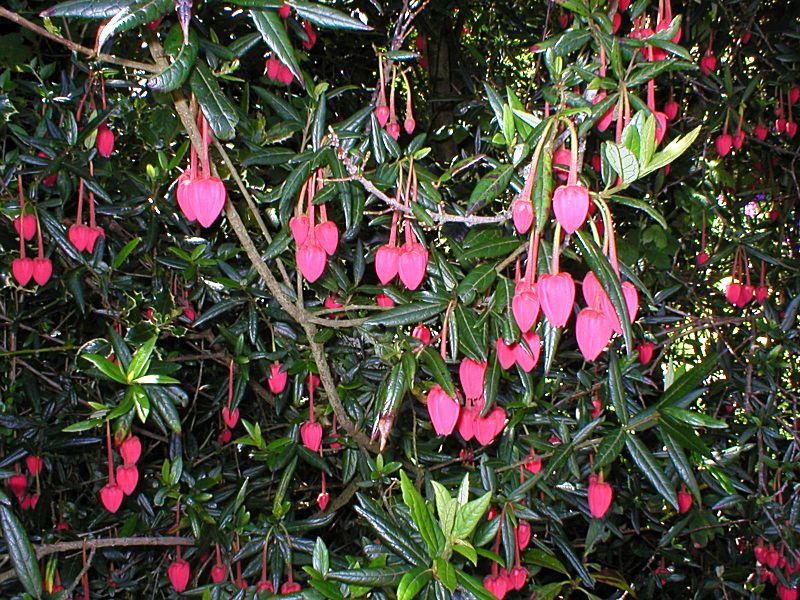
[148,41,377,454]
[0,7,161,73]
[329,130,510,225]
[0,536,193,584]
[211,137,293,288]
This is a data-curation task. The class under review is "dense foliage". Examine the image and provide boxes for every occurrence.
[1,0,799,598]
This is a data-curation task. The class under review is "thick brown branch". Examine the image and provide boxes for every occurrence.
[0,7,161,73]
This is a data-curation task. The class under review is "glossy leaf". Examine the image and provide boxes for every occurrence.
[397,566,431,600]
[190,62,239,140]
[97,0,172,49]
[147,30,198,92]
[0,496,41,598]
[250,9,303,83]
[399,471,444,557]
[625,433,679,509]
[290,0,373,31]
[81,353,128,384]
[418,347,456,398]
[41,0,136,18]
[364,301,448,327]
[467,164,513,213]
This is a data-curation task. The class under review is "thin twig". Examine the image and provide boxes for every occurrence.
[63,544,95,598]
[329,129,510,225]
[0,7,161,73]
[0,537,194,584]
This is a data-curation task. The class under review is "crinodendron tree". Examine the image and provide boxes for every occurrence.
[0,0,799,598]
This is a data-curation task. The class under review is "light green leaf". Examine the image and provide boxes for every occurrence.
[640,125,702,176]
[397,567,431,600]
[434,558,457,592]
[111,237,141,269]
[452,540,478,565]
[133,374,180,385]
[127,335,157,382]
[400,471,444,556]
[452,491,491,540]
[603,141,640,184]
[81,353,127,384]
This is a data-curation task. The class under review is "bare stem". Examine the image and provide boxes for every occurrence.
[0,7,161,73]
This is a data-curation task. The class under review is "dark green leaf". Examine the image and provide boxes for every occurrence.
[661,431,701,500]
[607,353,628,424]
[595,428,625,469]
[657,352,718,408]
[147,30,198,93]
[364,301,448,327]
[467,164,513,213]
[481,353,501,415]
[454,305,486,361]
[290,0,373,31]
[551,527,594,588]
[97,0,171,48]
[608,195,667,229]
[147,386,182,432]
[0,498,41,598]
[418,347,456,398]
[41,0,136,18]
[355,495,428,565]
[190,62,239,140]
[781,293,800,331]
[250,9,303,83]
[313,537,330,576]
[533,144,553,233]
[553,30,592,56]
[457,264,497,304]
[191,299,247,328]
[455,571,497,600]
[625,433,679,509]
[459,236,521,263]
